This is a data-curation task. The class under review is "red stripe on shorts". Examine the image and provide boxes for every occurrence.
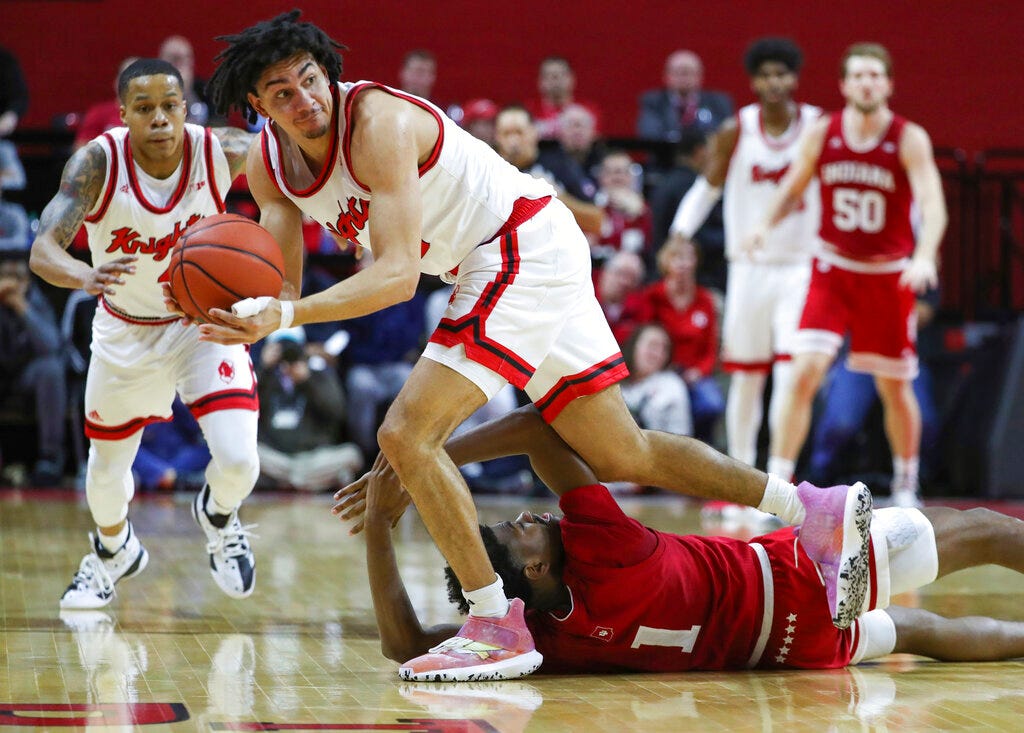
[85,414,172,440]
[534,354,629,422]
[429,230,536,386]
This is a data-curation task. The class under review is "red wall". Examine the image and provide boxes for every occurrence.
[3,0,1021,154]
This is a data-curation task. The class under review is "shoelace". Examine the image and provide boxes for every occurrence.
[73,553,115,597]
[206,521,259,559]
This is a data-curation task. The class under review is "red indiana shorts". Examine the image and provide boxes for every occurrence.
[792,253,918,380]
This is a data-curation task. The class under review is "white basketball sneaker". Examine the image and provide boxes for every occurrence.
[192,485,257,599]
[59,523,149,610]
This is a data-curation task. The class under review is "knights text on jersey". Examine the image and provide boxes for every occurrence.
[83,124,230,320]
[723,103,821,263]
[259,81,555,277]
[817,111,915,261]
[527,485,765,673]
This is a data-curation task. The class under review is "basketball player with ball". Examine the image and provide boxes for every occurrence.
[30,58,266,609]
[187,11,876,682]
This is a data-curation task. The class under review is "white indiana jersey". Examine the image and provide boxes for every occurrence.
[84,124,231,320]
[260,81,556,277]
[723,103,821,264]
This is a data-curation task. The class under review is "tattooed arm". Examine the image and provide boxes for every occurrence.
[211,126,257,180]
[29,141,137,294]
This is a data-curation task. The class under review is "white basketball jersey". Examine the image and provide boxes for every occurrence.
[260,81,556,276]
[84,124,231,320]
[723,103,822,264]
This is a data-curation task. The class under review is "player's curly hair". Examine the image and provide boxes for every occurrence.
[444,525,533,615]
[206,9,346,125]
[744,37,803,76]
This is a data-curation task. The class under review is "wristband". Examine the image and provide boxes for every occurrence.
[278,300,294,330]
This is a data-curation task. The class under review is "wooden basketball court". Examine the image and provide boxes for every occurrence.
[3,487,1024,731]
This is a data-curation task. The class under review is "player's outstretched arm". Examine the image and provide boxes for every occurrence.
[29,141,137,294]
[361,459,460,663]
[245,139,305,300]
[333,405,596,533]
[669,119,736,239]
[899,123,947,293]
[744,115,827,250]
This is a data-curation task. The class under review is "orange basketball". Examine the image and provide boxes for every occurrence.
[167,213,285,322]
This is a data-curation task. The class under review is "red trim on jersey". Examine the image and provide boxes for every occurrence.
[260,127,287,197]
[186,362,259,419]
[534,354,629,422]
[490,195,552,242]
[100,296,179,326]
[757,103,806,151]
[268,83,341,198]
[85,414,171,440]
[124,132,193,214]
[203,127,226,213]
[722,359,774,373]
[342,82,446,193]
[85,133,119,223]
[428,231,536,386]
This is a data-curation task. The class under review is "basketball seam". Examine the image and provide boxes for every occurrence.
[178,241,285,278]
[179,260,250,303]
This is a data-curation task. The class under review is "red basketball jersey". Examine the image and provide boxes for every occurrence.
[817,111,915,261]
[527,485,764,672]
[527,485,855,673]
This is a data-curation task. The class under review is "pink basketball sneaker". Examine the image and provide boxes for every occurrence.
[399,598,543,682]
[796,481,872,630]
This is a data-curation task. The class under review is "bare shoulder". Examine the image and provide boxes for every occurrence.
[58,141,108,205]
[899,121,936,166]
[349,87,434,179]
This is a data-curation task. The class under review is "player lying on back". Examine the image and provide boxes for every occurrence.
[335,406,1024,674]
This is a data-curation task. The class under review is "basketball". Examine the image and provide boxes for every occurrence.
[166,213,285,321]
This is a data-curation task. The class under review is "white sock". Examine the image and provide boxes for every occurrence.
[97,523,129,553]
[757,473,805,525]
[209,494,236,517]
[766,457,796,483]
[463,575,511,618]
[892,456,920,493]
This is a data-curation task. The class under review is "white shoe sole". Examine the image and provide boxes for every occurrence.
[399,650,543,682]
[832,482,872,629]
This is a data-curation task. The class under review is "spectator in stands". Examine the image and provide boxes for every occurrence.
[647,129,726,291]
[634,236,724,443]
[257,328,362,492]
[339,253,427,458]
[557,103,604,183]
[591,150,653,272]
[0,140,29,250]
[621,322,693,436]
[0,45,29,138]
[73,57,138,150]
[0,252,65,484]
[397,49,437,100]
[595,250,646,344]
[159,35,219,125]
[133,396,210,491]
[525,56,602,140]
[459,98,499,148]
[637,50,732,142]
[495,105,602,234]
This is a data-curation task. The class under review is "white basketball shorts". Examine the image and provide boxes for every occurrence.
[425,199,626,422]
